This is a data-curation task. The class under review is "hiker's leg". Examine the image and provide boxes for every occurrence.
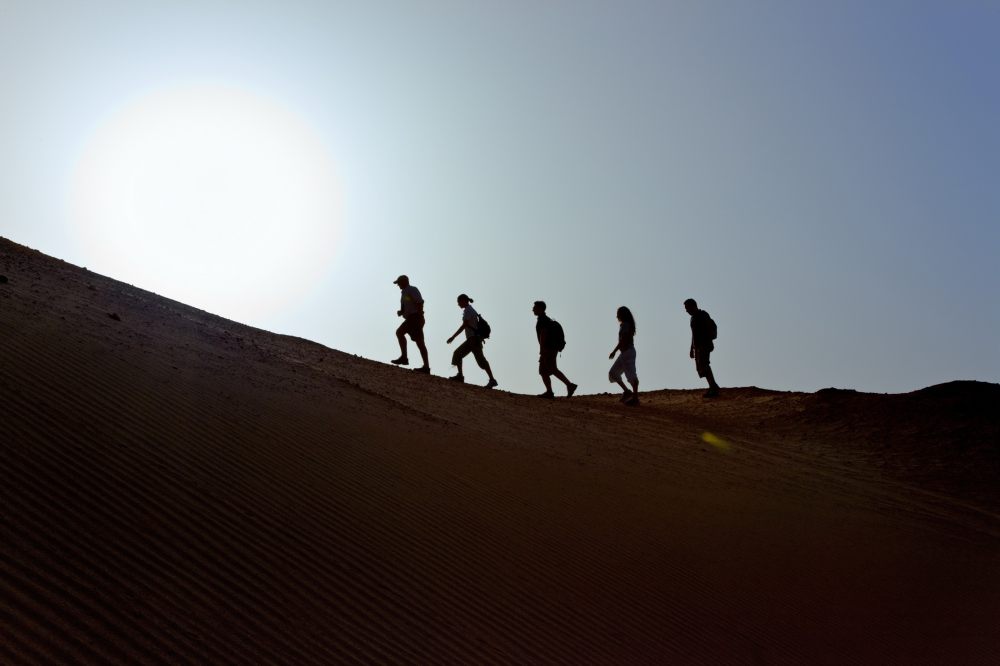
[471,343,494,381]
[695,348,708,380]
[395,322,408,357]
[542,373,554,392]
[409,317,429,368]
[539,351,556,394]
[624,349,639,394]
[452,339,474,375]
[705,367,719,390]
[609,356,627,392]
[553,369,571,387]
[696,348,718,389]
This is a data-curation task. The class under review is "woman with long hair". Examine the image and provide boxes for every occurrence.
[608,306,639,405]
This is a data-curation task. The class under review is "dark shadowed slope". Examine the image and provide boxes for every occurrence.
[2,237,998,665]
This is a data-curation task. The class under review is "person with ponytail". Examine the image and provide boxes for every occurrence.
[446,293,498,389]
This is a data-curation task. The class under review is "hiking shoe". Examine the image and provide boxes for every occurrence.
[619,390,634,403]
[485,378,498,389]
[567,383,578,398]
[625,395,640,407]
[391,356,409,366]
[414,366,430,374]
[703,387,720,398]
[538,391,555,399]
[448,374,465,382]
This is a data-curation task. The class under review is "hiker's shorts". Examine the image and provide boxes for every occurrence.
[694,346,712,378]
[452,337,487,369]
[609,347,637,384]
[397,314,425,342]
[538,348,558,376]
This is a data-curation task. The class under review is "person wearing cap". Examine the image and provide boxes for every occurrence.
[446,294,498,388]
[392,275,430,373]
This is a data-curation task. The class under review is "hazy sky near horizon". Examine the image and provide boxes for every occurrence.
[2,1,998,395]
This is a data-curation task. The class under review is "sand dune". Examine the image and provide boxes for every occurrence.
[2,236,998,664]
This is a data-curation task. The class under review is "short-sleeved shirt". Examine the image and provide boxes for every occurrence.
[462,304,479,340]
[536,314,552,349]
[400,286,423,318]
[618,322,635,352]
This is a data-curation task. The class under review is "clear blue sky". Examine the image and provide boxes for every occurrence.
[2,1,998,395]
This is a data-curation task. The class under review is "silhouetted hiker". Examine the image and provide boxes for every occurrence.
[609,306,639,405]
[533,300,577,399]
[446,294,498,389]
[392,275,430,373]
[684,298,720,397]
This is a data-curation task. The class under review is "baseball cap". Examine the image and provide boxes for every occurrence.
[393,275,408,284]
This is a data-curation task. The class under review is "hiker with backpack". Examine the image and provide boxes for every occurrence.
[684,298,721,397]
[608,306,639,406]
[446,294,498,389]
[391,275,430,374]
[532,300,577,399]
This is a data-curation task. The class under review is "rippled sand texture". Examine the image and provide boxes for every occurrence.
[2,237,998,665]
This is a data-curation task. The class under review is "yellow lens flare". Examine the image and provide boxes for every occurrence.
[701,431,732,452]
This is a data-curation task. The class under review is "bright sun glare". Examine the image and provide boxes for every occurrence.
[71,84,341,322]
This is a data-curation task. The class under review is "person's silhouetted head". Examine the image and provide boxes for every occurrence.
[533,301,547,316]
[684,298,698,315]
[393,275,410,289]
[457,294,473,307]
[617,306,636,333]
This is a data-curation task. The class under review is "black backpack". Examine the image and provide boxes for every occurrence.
[705,312,718,340]
[547,319,566,351]
[476,314,492,340]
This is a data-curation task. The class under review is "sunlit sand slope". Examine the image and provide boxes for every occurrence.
[2,237,998,664]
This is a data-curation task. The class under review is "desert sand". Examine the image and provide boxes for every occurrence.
[2,236,998,664]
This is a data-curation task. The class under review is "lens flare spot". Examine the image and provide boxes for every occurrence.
[701,431,732,452]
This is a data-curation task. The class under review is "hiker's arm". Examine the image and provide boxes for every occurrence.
[609,341,621,359]
[447,322,466,344]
